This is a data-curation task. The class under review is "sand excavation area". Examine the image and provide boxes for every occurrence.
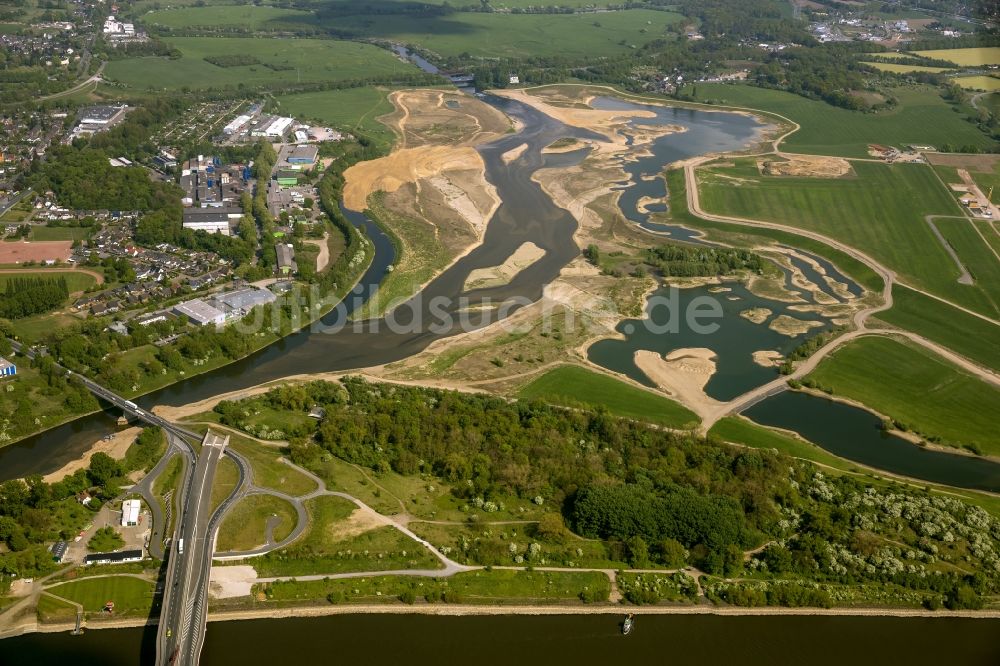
[343,89,508,238]
[464,242,546,290]
[493,88,684,150]
[757,155,853,178]
[634,348,723,420]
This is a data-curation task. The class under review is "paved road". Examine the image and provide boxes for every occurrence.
[0,189,30,218]
[156,432,228,666]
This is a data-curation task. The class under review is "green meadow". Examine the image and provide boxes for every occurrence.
[933,217,1000,313]
[518,364,699,429]
[875,286,1000,373]
[696,159,1000,317]
[694,84,995,156]
[104,37,409,90]
[277,87,396,150]
[807,336,1000,455]
[149,7,683,60]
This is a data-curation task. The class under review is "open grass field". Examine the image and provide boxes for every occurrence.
[210,454,239,514]
[518,364,699,429]
[276,87,395,150]
[709,416,855,471]
[862,62,953,74]
[953,76,1000,92]
[696,159,1000,317]
[144,5,314,30]
[933,217,1000,313]
[875,286,1000,373]
[0,269,96,293]
[261,568,610,604]
[911,47,1000,66]
[28,226,91,242]
[694,84,995,156]
[255,524,441,576]
[216,493,298,552]
[332,9,683,59]
[227,436,317,496]
[984,93,1000,117]
[48,576,154,616]
[104,37,410,91]
[807,336,1000,455]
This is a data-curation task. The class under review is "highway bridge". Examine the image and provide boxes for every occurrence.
[9,340,249,664]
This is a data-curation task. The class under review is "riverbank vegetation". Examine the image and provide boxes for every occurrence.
[0,427,164,586]
[213,377,1000,610]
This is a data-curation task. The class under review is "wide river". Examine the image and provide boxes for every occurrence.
[5,614,1000,664]
[5,90,1000,658]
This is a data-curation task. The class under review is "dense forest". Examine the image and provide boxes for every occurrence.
[215,378,1000,607]
[0,276,69,319]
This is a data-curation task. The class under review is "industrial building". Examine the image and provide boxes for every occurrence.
[276,169,300,187]
[180,155,247,208]
[69,105,129,139]
[249,115,295,139]
[84,550,143,566]
[121,499,141,527]
[278,144,318,168]
[174,299,226,327]
[276,244,297,275]
[213,287,277,315]
[0,357,16,377]
[182,207,242,235]
[223,114,253,136]
[50,540,68,563]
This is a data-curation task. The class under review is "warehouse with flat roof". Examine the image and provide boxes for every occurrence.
[173,299,226,327]
[121,499,141,527]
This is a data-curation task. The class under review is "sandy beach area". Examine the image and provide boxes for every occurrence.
[634,348,723,420]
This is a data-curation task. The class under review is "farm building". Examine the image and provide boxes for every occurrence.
[121,499,141,527]
[84,550,143,566]
[174,299,226,327]
[0,357,16,377]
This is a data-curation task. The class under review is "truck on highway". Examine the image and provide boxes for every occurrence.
[177,539,184,554]
[124,400,138,410]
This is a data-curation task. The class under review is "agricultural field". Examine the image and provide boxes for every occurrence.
[332,10,684,59]
[932,217,1000,312]
[874,286,1000,373]
[277,87,396,150]
[911,47,1000,67]
[862,62,953,74]
[952,76,1000,92]
[143,5,315,31]
[696,159,1000,317]
[694,84,995,156]
[806,336,1000,455]
[518,364,699,429]
[104,37,411,90]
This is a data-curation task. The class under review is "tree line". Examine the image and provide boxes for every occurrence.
[0,276,69,319]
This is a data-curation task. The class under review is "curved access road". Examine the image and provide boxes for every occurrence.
[681,158,1000,429]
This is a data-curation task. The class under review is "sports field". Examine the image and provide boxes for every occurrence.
[0,269,96,293]
[104,37,410,90]
[807,336,1000,455]
[952,76,1000,91]
[695,159,1000,316]
[694,84,995,156]
[277,87,395,150]
[862,62,952,74]
[518,364,699,429]
[911,47,1000,67]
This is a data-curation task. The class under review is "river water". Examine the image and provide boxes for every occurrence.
[5,78,1000,660]
[4,614,1000,664]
